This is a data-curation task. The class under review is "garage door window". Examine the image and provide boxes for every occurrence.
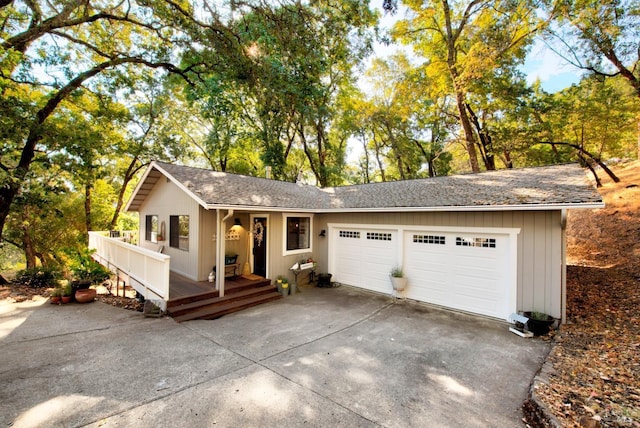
[339,230,360,238]
[413,234,446,245]
[455,237,496,248]
[367,232,392,241]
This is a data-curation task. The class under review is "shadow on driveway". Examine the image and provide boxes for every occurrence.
[0,285,549,427]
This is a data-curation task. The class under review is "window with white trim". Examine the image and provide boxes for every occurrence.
[170,215,189,251]
[145,215,158,243]
[455,237,496,248]
[283,214,313,255]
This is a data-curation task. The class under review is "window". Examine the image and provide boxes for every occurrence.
[366,232,392,241]
[456,237,496,248]
[413,235,446,245]
[284,215,312,254]
[145,215,158,243]
[170,215,189,250]
[339,230,360,239]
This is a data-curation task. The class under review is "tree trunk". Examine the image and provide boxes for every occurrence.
[84,183,92,243]
[503,150,513,169]
[442,0,480,173]
[637,115,640,161]
[22,224,36,269]
[465,103,495,170]
[454,91,481,173]
[579,153,602,187]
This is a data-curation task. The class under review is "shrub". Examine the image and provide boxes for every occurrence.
[15,267,60,288]
[68,248,110,284]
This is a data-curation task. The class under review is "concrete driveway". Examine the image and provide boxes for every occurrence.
[0,285,549,427]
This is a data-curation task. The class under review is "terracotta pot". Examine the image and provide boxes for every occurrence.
[75,288,96,303]
[61,296,72,304]
[50,296,61,304]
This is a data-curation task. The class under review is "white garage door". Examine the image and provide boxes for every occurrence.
[331,227,398,294]
[403,230,512,320]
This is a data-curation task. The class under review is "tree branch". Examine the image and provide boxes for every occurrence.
[537,141,620,182]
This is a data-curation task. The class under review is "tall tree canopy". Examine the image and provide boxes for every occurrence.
[393,0,545,172]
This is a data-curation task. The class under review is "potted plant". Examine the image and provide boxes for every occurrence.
[280,278,289,296]
[75,287,97,303]
[69,250,110,293]
[50,287,62,304]
[390,267,407,291]
[524,311,555,336]
[61,283,73,304]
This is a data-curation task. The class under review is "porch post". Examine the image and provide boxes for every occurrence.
[215,209,225,296]
[216,209,234,297]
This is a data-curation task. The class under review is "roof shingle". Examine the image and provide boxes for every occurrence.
[127,161,603,212]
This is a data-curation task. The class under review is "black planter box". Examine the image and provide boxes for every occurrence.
[317,273,332,288]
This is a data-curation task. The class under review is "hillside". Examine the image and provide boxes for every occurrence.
[535,161,640,427]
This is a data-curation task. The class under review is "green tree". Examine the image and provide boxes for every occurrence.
[547,0,640,98]
[351,53,452,181]
[0,0,199,241]
[393,0,543,172]
[190,0,378,186]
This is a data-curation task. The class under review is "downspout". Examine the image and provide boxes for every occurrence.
[216,209,234,297]
[560,209,567,324]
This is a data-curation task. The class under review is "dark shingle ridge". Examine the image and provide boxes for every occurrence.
[154,161,602,210]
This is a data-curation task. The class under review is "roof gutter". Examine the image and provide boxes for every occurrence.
[203,201,605,213]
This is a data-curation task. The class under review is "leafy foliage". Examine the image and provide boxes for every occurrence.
[15,267,60,288]
[67,249,111,284]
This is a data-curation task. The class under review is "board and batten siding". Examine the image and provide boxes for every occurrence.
[314,210,564,319]
[137,177,201,281]
[199,211,264,282]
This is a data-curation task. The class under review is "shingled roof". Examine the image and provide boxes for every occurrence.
[126,161,603,212]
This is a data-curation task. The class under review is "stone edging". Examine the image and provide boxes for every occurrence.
[523,352,562,428]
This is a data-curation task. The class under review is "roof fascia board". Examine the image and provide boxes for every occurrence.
[205,204,321,213]
[124,161,158,212]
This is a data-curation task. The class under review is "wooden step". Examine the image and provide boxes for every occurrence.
[167,290,220,308]
[167,284,277,317]
[172,291,282,322]
[166,279,272,308]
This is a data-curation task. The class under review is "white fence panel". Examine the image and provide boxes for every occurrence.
[89,232,170,305]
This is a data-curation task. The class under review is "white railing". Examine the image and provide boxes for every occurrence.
[89,232,171,307]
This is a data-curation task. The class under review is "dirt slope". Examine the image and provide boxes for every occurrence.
[535,161,640,427]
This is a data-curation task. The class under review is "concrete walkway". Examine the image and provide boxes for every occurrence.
[0,285,549,427]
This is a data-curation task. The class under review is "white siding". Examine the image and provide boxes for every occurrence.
[138,178,201,280]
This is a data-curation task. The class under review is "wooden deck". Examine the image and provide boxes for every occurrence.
[168,271,270,300]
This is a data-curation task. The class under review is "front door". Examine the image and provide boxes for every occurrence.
[252,217,267,277]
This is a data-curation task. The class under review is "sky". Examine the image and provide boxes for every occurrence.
[521,40,583,92]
